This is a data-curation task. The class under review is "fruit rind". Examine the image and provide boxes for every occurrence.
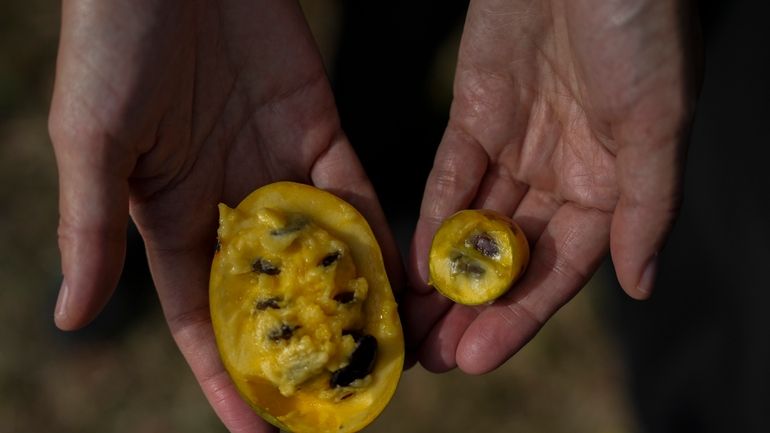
[210,181,404,433]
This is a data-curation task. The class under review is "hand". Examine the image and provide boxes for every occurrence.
[49,1,401,431]
[405,0,698,373]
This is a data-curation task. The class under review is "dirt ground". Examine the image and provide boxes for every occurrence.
[0,2,637,432]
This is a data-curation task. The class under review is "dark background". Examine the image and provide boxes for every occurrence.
[1,0,767,432]
[600,1,770,432]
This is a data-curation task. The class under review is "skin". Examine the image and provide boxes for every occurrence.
[50,0,697,429]
[405,0,699,373]
[49,1,401,432]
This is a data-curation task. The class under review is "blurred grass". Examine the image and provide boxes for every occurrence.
[0,1,636,432]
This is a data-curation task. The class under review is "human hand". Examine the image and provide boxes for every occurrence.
[405,0,698,373]
[49,1,401,431]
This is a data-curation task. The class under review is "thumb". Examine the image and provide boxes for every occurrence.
[409,125,489,293]
[610,127,687,299]
[49,105,134,330]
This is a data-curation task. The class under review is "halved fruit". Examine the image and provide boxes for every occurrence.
[210,182,404,433]
[429,209,530,305]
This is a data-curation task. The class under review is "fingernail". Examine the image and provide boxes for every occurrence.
[55,279,69,322]
[637,255,658,297]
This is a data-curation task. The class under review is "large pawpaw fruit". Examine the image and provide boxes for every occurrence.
[210,182,404,433]
[429,209,530,305]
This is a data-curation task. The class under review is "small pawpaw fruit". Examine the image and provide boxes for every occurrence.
[210,181,404,433]
[429,209,530,305]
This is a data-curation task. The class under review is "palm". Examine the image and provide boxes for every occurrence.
[50,1,399,432]
[406,0,696,373]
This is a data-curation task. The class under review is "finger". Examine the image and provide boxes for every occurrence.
[146,244,276,433]
[611,139,684,299]
[401,290,453,352]
[409,124,489,293]
[471,160,528,217]
[418,303,479,373]
[310,134,405,295]
[49,113,133,331]
[510,188,562,244]
[413,187,559,371]
[456,203,610,374]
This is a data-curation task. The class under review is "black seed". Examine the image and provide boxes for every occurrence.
[215,239,221,252]
[334,291,356,304]
[319,251,341,267]
[270,227,299,236]
[468,232,500,258]
[465,261,486,276]
[268,324,298,341]
[340,393,354,400]
[255,297,282,310]
[330,335,378,388]
[252,258,280,275]
[270,215,309,236]
[450,254,486,277]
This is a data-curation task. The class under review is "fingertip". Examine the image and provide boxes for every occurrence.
[401,290,453,352]
[610,208,668,300]
[411,124,488,291]
[627,254,657,300]
[455,316,506,375]
[456,318,510,376]
[610,200,669,301]
[416,253,430,292]
[455,303,541,375]
[53,272,120,331]
[53,279,73,330]
[455,335,494,375]
[456,333,516,376]
[419,352,457,374]
[55,224,127,331]
[417,304,478,373]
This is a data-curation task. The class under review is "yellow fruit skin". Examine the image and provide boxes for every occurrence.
[429,209,530,305]
[210,182,404,433]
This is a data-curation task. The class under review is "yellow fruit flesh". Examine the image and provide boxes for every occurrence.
[210,182,403,433]
[429,209,529,305]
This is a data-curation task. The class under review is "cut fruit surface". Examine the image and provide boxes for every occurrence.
[210,182,404,433]
[429,209,530,305]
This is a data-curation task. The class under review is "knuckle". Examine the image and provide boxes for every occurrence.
[48,102,115,155]
[431,165,463,197]
[504,301,543,329]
